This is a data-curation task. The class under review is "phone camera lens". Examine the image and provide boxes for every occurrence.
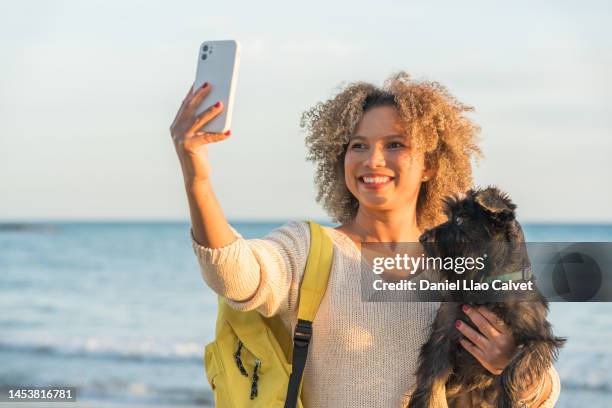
[203,45,209,52]
[201,54,207,60]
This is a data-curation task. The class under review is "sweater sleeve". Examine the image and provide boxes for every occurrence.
[539,365,561,408]
[191,221,311,317]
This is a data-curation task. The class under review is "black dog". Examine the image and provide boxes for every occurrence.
[407,187,565,408]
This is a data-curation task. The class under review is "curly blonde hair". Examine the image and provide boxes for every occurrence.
[301,71,482,229]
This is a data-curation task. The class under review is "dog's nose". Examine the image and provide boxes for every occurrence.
[419,230,430,243]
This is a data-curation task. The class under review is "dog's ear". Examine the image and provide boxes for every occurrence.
[506,218,526,242]
[474,186,516,220]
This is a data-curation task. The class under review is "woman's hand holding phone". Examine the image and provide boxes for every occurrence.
[170,39,240,248]
[170,82,231,187]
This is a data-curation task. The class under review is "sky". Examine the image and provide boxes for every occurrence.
[0,0,610,222]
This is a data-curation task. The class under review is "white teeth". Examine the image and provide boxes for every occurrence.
[362,176,391,184]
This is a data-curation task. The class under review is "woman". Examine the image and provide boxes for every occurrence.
[170,72,561,407]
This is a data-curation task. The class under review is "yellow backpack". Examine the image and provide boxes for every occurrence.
[203,221,333,407]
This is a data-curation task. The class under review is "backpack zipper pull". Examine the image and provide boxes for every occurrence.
[233,340,249,377]
[250,358,261,399]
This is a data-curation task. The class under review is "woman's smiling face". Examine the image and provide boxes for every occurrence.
[344,106,427,213]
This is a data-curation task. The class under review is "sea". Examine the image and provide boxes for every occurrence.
[1,222,611,407]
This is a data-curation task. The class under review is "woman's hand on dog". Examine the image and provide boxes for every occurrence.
[455,304,517,375]
[456,304,553,404]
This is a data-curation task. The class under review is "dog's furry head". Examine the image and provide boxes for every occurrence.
[420,186,528,283]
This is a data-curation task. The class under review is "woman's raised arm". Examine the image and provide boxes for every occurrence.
[170,83,311,318]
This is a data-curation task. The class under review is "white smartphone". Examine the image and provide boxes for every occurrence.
[193,40,241,133]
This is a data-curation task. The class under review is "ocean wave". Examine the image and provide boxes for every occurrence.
[0,319,42,328]
[77,381,213,406]
[556,351,612,394]
[561,381,612,393]
[0,337,204,364]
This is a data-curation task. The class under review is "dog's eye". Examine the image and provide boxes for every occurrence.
[455,217,463,225]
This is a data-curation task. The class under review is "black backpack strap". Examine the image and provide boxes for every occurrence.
[283,319,313,408]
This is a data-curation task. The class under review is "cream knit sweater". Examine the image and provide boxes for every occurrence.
[192,221,561,407]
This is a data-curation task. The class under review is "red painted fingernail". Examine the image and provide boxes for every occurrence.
[214,101,221,108]
[201,82,209,89]
[224,130,231,136]
[455,320,462,328]
[462,304,470,313]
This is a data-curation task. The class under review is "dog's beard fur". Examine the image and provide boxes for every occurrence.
[407,186,566,408]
